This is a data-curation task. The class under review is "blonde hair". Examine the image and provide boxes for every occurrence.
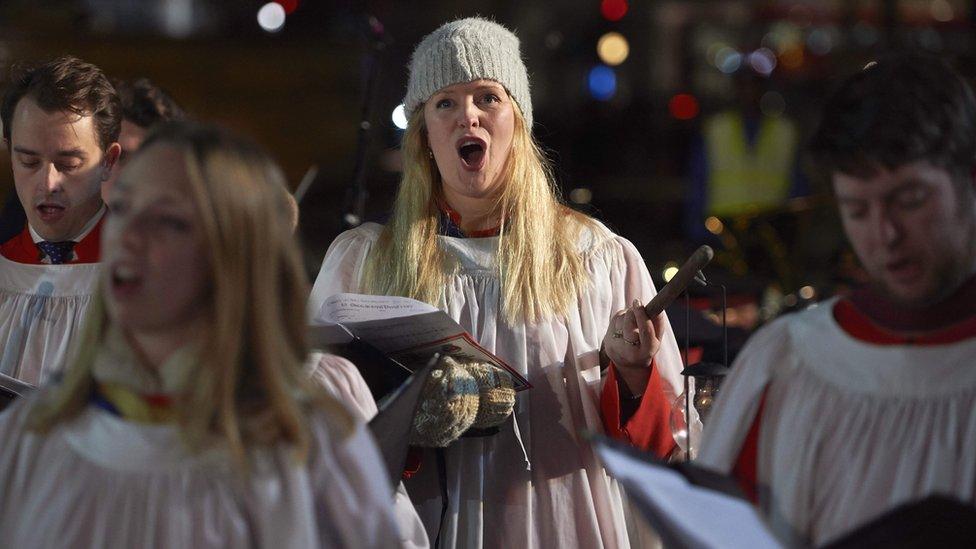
[31,122,351,466]
[362,101,593,324]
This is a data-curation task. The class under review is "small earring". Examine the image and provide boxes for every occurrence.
[427,149,434,159]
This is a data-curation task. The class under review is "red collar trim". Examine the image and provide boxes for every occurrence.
[0,218,103,264]
[833,298,976,346]
[437,200,501,238]
[847,275,976,333]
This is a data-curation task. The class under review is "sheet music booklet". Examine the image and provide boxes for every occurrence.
[309,293,530,393]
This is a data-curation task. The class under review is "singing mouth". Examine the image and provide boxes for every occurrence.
[110,264,144,295]
[884,258,922,282]
[36,204,66,220]
[456,137,487,170]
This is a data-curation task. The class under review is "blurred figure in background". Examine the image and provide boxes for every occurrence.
[103,76,186,199]
[0,122,399,547]
[0,56,121,385]
[685,68,807,243]
[699,55,976,546]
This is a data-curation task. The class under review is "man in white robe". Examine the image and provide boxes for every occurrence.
[698,54,976,546]
[0,56,121,384]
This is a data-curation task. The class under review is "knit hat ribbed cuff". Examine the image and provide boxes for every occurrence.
[404,17,532,127]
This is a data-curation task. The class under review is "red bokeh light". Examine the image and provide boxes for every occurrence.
[601,0,628,22]
[275,0,300,15]
[669,94,700,120]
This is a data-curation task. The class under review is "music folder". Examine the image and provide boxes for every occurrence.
[590,434,976,548]
[588,433,781,549]
[366,353,439,492]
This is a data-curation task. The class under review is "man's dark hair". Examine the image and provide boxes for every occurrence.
[113,77,185,128]
[810,54,976,188]
[1,55,121,150]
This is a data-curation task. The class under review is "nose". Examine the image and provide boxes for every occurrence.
[42,164,64,194]
[457,97,480,129]
[877,206,903,248]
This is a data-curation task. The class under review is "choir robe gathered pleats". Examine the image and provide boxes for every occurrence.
[699,297,976,547]
[309,220,685,549]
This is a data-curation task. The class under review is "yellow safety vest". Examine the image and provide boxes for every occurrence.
[704,111,797,217]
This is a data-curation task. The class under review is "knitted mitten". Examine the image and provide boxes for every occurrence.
[409,357,480,447]
[462,362,516,429]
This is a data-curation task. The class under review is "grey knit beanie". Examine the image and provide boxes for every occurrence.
[404,17,532,127]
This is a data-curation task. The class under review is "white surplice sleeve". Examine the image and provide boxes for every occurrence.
[592,234,685,457]
[308,352,431,549]
[697,316,794,473]
[304,408,402,548]
[606,235,684,401]
[308,225,379,319]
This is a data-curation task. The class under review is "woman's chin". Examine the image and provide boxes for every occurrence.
[444,173,501,200]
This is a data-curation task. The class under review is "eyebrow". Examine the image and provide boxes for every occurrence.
[12,146,88,159]
[112,190,188,209]
[434,83,506,97]
[886,179,927,194]
[11,146,37,156]
[836,180,929,204]
[474,84,505,92]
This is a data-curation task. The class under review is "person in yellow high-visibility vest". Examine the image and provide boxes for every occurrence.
[703,109,797,216]
[686,70,808,242]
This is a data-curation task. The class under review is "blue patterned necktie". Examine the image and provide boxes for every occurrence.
[36,241,77,264]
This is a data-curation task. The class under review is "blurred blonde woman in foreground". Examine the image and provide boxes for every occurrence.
[0,122,399,547]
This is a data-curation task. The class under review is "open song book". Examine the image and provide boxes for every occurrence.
[590,435,976,548]
[590,434,781,549]
[309,293,530,393]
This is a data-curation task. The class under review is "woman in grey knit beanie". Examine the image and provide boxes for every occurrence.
[310,16,685,549]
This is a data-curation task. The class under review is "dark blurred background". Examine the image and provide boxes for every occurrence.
[1,0,973,349]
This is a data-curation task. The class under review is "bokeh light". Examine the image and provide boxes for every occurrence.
[706,43,727,66]
[705,216,724,234]
[931,0,954,22]
[669,94,700,120]
[257,2,286,33]
[715,47,742,74]
[600,0,628,22]
[779,46,804,70]
[588,65,617,101]
[391,104,408,130]
[570,188,593,204]
[749,48,777,76]
[806,27,836,56]
[663,263,679,282]
[274,0,299,15]
[597,32,630,66]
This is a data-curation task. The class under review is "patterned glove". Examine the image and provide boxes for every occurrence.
[409,357,480,447]
[462,362,515,429]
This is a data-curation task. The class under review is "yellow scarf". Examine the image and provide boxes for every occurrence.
[91,327,196,424]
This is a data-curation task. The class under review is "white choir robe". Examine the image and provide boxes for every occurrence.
[0,255,100,385]
[698,298,976,546]
[308,221,685,549]
[308,351,431,548]
[0,392,401,547]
